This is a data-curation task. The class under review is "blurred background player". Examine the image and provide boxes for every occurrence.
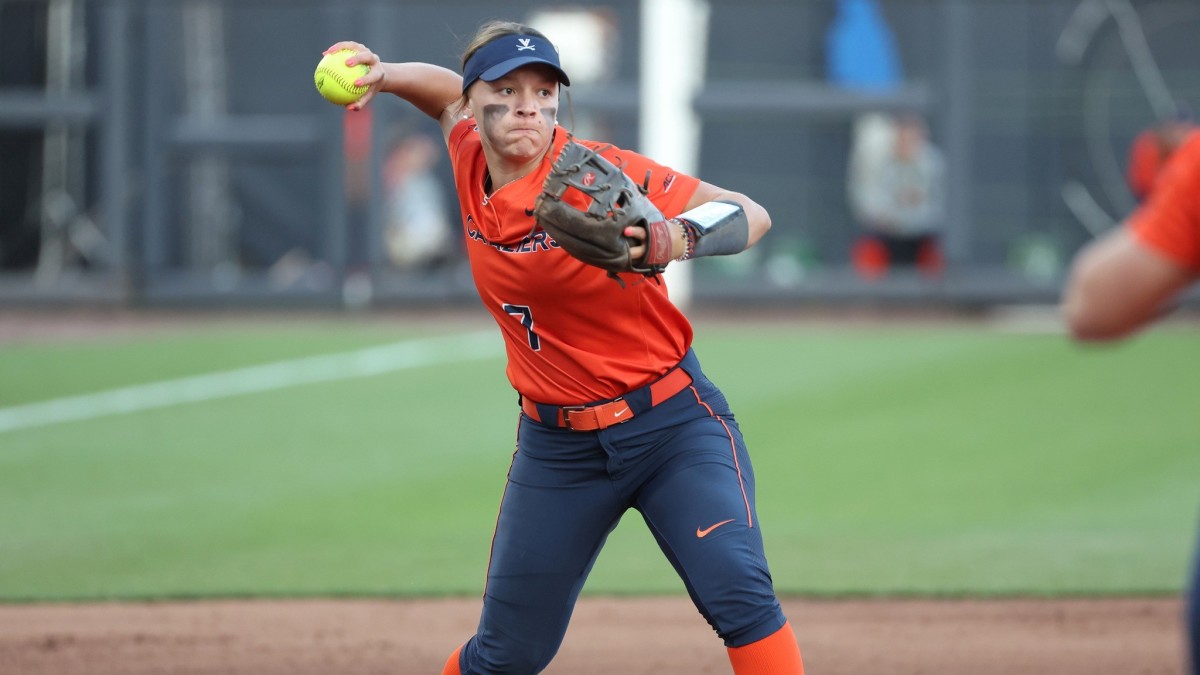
[326,18,804,675]
[1062,125,1200,675]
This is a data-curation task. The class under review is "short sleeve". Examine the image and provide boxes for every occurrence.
[1128,133,1200,273]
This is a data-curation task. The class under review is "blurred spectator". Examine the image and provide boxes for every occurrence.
[847,113,946,279]
[381,128,452,270]
[1127,104,1194,203]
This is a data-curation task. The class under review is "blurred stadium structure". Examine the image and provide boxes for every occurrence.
[0,0,1198,309]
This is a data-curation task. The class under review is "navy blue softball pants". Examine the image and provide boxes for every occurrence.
[454,350,788,675]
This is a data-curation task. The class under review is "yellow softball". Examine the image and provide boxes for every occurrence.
[314,48,370,105]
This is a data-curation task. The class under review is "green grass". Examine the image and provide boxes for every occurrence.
[1,318,1197,601]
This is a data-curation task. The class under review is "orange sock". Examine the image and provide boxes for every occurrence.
[727,621,804,674]
[441,644,463,675]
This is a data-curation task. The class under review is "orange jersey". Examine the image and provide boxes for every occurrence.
[448,120,701,405]
[1129,131,1200,274]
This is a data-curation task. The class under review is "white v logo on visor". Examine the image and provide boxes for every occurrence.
[517,38,535,51]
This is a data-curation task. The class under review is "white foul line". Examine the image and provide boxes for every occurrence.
[0,330,502,435]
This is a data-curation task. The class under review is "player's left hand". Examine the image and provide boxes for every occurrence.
[623,225,647,262]
[534,140,674,276]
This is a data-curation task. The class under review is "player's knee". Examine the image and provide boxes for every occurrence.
[715,597,788,647]
[687,565,784,644]
[690,555,785,646]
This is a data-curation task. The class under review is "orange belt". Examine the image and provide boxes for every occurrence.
[521,367,693,432]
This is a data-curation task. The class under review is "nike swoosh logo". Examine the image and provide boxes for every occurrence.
[696,519,736,538]
[613,408,630,418]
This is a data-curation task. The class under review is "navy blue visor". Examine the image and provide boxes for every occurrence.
[461,34,570,93]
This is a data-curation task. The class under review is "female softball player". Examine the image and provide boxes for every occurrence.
[326,19,804,675]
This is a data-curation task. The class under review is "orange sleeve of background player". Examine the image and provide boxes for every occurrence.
[1128,133,1200,273]
[1126,130,1162,203]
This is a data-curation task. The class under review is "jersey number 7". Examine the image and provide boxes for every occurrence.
[502,304,541,351]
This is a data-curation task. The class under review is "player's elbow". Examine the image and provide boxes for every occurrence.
[1062,303,1127,342]
[1061,286,1139,342]
[757,209,773,239]
[746,202,771,249]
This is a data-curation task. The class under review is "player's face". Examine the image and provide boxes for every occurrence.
[469,65,559,164]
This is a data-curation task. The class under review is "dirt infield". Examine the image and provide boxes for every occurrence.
[0,596,1184,674]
